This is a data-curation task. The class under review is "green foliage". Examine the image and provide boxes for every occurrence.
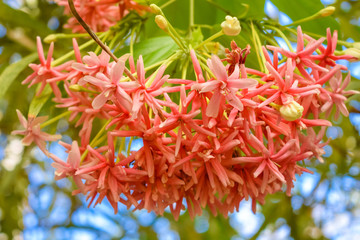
[271,0,340,33]
[0,53,37,100]
[0,1,52,37]
[28,84,52,117]
[132,36,179,66]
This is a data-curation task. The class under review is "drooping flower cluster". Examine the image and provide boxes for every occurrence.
[55,0,149,33]
[15,26,358,219]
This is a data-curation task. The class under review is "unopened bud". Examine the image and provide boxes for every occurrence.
[150,4,162,15]
[318,6,335,17]
[44,34,58,43]
[221,16,241,36]
[280,100,304,121]
[69,84,97,94]
[69,84,83,92]
[155,15,168,31]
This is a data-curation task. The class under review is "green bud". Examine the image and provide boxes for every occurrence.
[318,6,335,17]
[44,34,58,43]
[155,15,168,31]
[150,4,162,15]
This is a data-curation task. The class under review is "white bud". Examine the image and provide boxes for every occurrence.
[280,100,304,121]
[221,16,241,36]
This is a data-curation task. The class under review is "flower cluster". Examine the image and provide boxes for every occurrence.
[55,0,149,33]
[15,26,358,219]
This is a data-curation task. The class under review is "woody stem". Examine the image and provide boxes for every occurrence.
[67,0,137,82]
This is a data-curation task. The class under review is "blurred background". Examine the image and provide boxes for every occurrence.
[1,0,360,239]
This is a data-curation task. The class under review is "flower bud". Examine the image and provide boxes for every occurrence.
[150,4,162,15]
[69,84,97,93]
[69,84,82,92]
[280,100,304,121]
[221,16,241,36]
[155,15,168,32]
[318,6,336,17]
[44,34,58,43]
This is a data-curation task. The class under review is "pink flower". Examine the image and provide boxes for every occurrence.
[230,127,297,184]
[83,58,138,110]
[126,56,171,119]
[49,141,90,193]
[157,87,216,156]
[320,72,359,119]
[22,37,68,99]
[300,127,329,163]
[12,110,61,154]
[56,0,121,33]
[267,26,328,79]
[55,0,149,33]
[72,50,113,77]
[309,28,354,68]
[192,55,257,117]
[19,30,357,219]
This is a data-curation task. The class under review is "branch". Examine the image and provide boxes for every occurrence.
[67,0,137,82]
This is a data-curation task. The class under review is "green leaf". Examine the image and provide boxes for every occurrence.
[0,2,51,36]
[133,36,179,66]
[271,0,340,33]
[0,52,37,99]
[211,0,266,20]
[161,0,265,32]
[28,84,52,117]
[241,0,266,19]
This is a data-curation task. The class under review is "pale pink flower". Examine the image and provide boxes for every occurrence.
[12,110,61,154]
[49,141,91,193]
[72,50,113,77]
[320,72,359,119]
[83,59,138,110]
[299,127,329,163]
[192,55,257,117]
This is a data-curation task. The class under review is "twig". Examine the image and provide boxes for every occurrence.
[67,0,137,82]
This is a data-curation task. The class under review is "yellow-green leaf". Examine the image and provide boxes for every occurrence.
[0,52,37,99]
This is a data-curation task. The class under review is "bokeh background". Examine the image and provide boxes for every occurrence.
[1,0,360,239]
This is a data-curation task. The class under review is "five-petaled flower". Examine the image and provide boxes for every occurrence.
[12,110,61,154]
